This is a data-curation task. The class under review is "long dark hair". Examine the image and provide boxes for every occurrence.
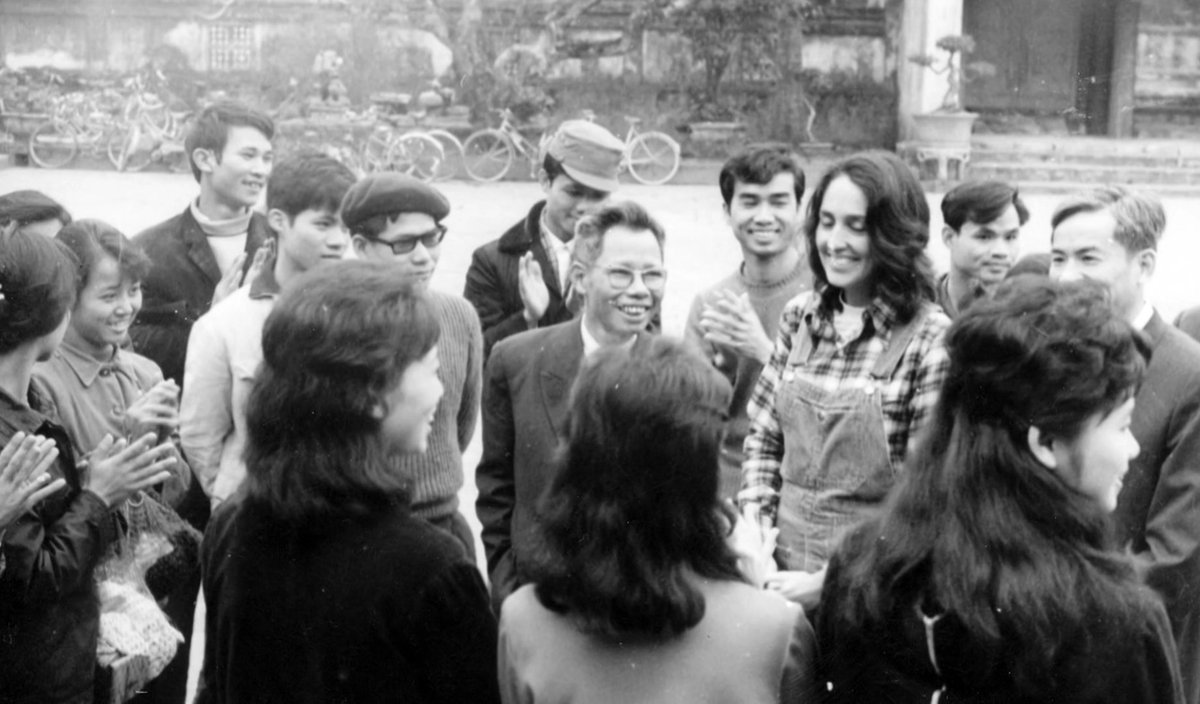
[826,277,1153,693]
[804,150,935,322]
[529,336,744,640]
[242,260,438,525]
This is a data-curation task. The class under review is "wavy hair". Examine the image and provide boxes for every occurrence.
[529,336,744,640]
[242,260,438,525]
[804,150,935,322]
[56,219,151,291]
[826,277,1154,694]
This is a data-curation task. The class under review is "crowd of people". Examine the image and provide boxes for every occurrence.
[1,99,1199,704]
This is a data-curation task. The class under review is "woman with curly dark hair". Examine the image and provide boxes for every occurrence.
[739,150,950,608]
[817,277,1183,703]
[499,336,817,703]
[197,260,499,704]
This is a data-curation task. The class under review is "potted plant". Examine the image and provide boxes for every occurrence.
[908,34,996,143]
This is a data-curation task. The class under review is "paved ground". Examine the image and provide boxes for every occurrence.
[6,165,1200,698]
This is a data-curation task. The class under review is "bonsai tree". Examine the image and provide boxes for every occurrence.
[909,34,996,113]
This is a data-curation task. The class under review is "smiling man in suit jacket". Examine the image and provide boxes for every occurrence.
[1050,185,1200,704]
[477,200,667,612]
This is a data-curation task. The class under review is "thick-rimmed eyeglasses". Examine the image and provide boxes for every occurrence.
[366,225,447,255]
[598,266,668,291]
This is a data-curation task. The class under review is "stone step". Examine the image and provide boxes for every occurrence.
[969,161,1200,187]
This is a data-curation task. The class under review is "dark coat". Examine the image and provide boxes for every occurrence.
[0,386,118,704]
[464,201,574,361]
[197,498,499,704]
[1114,311,1200,704]
[130,206,270,385]
[1175,306,1200,345]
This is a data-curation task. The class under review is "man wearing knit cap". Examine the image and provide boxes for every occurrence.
[346,172,483,560]
[464,119,625,359]
[685,144,810,501]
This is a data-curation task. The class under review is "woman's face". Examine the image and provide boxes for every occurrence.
[68,254,141,355]
[378,346,444,455]
[815,175,875,307]
[1052,397,1139,512]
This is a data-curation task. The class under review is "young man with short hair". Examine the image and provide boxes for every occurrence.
[181,152,355,508]
[1049,185,1200,704]
[937,180,1029,318]
[344,173,483,559]
[464,120,625,359]
[684,145,810,500]
[132,101,276,387]
[477,200,665,611]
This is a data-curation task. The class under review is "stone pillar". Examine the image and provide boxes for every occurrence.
[1108,0,1139,138]
[898,0,964,140]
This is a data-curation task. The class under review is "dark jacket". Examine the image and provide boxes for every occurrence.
[197,498,499,704]
[131,206,269,385]
[1114,311,1200,704]
[817,538,1184,704]
[476,320,651,612]
[464,201,574,361]
[0,386,119,704]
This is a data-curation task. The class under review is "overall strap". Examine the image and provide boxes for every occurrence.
[869,306,929,381]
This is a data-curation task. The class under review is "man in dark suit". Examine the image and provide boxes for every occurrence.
[477,200,666,611]
[131,102,275,387]
[463,119,624,360]
[1050,185,1200,704]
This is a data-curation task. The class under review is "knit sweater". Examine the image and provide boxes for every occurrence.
[685,258,811,485]
[397,290,483,521]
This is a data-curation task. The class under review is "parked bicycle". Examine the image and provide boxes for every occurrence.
[461,109,548,183]
[106,92,190,173]
[617,116,680,185]
[27,92,121,169]
[361,112,445,183]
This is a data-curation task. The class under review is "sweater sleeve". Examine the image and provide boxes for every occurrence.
[405,562,501,704]
[458,300,484,453]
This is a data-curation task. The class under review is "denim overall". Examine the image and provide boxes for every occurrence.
[774,311,926,572]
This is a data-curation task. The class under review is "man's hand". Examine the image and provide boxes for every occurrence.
[518,251,550,328]
[211,251,248,305]
[83,433,177,508]
[699,290,774,366]
[0,432,66,529]
[123,380,181,443]
[765,568,826,611]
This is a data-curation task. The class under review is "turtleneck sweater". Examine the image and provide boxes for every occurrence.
[190,200,252,277]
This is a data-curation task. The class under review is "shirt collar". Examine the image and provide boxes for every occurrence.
[53,339,130,388]
[807,286,898,340]
[1133,301,1155,330]
[580,315,637,358]
[248,249,282,300]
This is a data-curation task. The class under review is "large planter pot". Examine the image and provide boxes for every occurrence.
[911,111,978,143]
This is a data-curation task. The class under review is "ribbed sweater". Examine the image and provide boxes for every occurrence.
[397,290,483,521]
[685,258,811,467]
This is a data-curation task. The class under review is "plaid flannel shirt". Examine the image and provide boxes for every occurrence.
[738,290,950,530]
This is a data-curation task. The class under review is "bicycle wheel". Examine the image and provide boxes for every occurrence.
[626,131,681,185]
[106,123,153,172]
[425,129,463,180]
[361,129,394,173]
[28,121,79,169]
[389,133,444,183]
[462,129,514,182]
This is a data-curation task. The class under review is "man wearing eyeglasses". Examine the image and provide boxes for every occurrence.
[343,172,484,559]
[477,200,665,612]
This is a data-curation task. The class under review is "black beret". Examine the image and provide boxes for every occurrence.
[340,173,450,231]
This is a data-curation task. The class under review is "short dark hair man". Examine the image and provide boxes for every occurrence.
[344,173,484,560]
[937,180,1029,317]
[1050,185,1200,704]
[477,200,665,611]
[131,101,276,387]
[685,144,810,499]
[464,119,625,360]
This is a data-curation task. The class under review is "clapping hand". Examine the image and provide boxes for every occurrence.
[83,433,176,508]
[699,291,774,366]
[518,251,550,327]
[729,503,779,588]
[0,432,66,529]
[123,379,181,443]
